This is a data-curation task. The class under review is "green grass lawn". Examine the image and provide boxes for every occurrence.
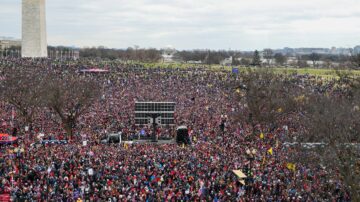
[280,67,359,76]
[138,62,360,78]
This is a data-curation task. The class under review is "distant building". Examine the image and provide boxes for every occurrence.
[0,39,21,50]
[261,58,276,65]
[162,54,175,63]
[48,48,80,60]
[334,48,352,56]
[220,56,232,66]
[162,47,177,63]
[330,47,337,55]
[354,46,360,54]
[286,57,298,65]
[294,48,330,55]
[283,47,295,56]
[273,47,354,56]
[306,60,325,66]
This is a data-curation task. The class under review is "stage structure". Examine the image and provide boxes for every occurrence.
[135,102,176,141]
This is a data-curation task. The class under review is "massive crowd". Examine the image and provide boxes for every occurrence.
[0,58,352,201]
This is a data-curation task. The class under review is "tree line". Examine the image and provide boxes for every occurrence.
[79,47,162,62]
[2,45,360,69]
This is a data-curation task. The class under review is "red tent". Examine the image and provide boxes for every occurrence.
[0,134,18,144]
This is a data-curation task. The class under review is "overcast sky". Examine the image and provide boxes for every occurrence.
[1,0,360,50]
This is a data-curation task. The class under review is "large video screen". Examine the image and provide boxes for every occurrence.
[135,102,176,125]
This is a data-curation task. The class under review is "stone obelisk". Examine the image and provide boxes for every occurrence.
[22,0,48,58]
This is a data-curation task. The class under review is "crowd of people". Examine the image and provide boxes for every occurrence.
[0,58,352,201]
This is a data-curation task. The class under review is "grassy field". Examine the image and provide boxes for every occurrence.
[138,62,360,78]
[284,68,360,78]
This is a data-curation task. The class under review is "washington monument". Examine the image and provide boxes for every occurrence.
[22,0,48,58]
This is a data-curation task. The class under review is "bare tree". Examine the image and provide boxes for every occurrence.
[293,78,360,200]
[263,49,273,67]
[0,67,45,131]
[309,53,321,68]
[274,53,287,66]
[239,58,250,66]
[235,69,300,135]
[297,56,308,68]
[43,72,101,137]
[350,54,360,69]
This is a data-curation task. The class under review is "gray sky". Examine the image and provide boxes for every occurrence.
[1,0,360,50]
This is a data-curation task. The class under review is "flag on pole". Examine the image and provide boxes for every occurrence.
[286,163,296,172]
[11,107,16,120]
[262,156,266,165]
[267,147,273,155]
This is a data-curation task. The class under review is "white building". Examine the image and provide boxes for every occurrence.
[220,56,232,66]
[354,46,360,54]
[162,47,177,63]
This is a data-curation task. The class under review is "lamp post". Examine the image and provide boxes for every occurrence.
[118,131,122,147]
[246,148,257,168]
[245,148,257,195]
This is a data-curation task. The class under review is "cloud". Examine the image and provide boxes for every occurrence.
[1,0,360,50]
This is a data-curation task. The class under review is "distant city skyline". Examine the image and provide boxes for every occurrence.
[1,0,360,50]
